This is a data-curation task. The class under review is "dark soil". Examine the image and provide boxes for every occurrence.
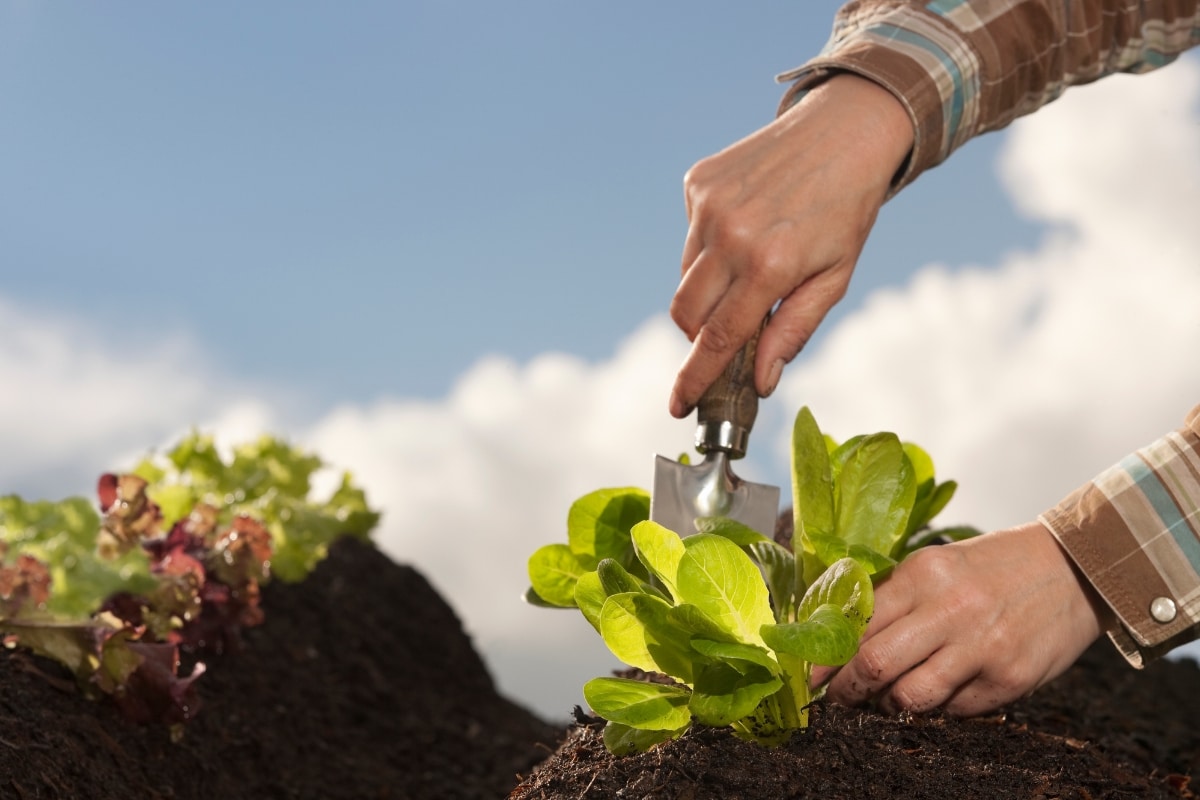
[0,536,562,799]
[508,636,1200,800]
[3,535,1200,800]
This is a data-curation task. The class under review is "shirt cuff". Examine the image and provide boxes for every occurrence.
[775,4,983,193]
[1039,404,1200,668]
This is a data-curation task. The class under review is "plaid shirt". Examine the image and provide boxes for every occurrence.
[779,0,1200,191]
[778,0,1200,666]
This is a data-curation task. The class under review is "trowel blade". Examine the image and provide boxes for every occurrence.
[650,451,780,538]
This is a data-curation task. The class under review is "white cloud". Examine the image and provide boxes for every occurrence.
[778,55,1200,533]
[0,297,274,497]
[3,55,1198,725]
[300,318,696,720]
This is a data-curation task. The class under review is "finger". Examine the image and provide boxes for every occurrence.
[809,664,839,689]
[670,249,731,341]
[877,647,980,715]
[855,561,919,645]
[679,221,704,279]
[940,678,1021,718]
[669,279,778,417]
[754,263,853,396]
[825,592,940,707]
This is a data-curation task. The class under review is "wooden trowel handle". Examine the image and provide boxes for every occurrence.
[694,315,769,460]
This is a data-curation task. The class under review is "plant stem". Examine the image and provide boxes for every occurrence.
[777,654,811,728]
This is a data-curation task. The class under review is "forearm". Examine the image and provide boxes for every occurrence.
[779,0,1200,190]
[1039,403,1200,667]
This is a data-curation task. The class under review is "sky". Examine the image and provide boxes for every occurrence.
[2,4,1198,722]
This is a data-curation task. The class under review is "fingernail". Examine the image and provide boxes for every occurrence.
[669,392,684,418]
[764,359,785,397]
[669,392,694,419]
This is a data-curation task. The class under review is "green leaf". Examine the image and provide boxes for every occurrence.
[689,661,782,727]
[631,520,685,600]
[834,433,916,560]
[597,558,646,597]
[583,677,692,731]
[0,495,154,619]
[902,442,935,488]
[694,517,772,546]
[689,638,780,675]
[797,557,874,633]
[131,432,380,583]
[527,544,587,608]
[761,605,862,667]
[804,530,896,576]
[0,620,108,679]
[906,479,958,538]
[602,721,686,755]
[592,558,670,611]
[572,571,606,631]
[675,534,774,647]
[567,488,649,568]
[791,407,835,550]
[666,603,740,642]
[900,524,982,558]
[599,593,697,682]
[522,586,560,608]
[748,540,797,623]
[763,557,874,667]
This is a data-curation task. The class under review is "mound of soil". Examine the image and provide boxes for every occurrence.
[0,536,561,799]
[4,533,1200,799]
[509,641,1200,800]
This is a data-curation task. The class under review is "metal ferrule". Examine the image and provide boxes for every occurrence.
[694,420,749,460]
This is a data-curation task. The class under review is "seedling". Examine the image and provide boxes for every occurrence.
[0,432,380,730]
[526,406,976,752]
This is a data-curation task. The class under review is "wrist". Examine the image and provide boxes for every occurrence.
[782,72,915,188]
[1023,520,1113,637]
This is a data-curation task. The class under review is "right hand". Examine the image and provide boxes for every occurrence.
[669,74,915,418]
[811,521,1110,716]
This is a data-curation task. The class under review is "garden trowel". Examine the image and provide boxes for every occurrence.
[651,322,780,537]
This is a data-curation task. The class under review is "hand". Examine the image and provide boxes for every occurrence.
[812,521,1111,716]
[668,74,915,418]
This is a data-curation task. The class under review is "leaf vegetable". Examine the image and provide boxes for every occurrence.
[0,431,380,732]
[525,406,978,753]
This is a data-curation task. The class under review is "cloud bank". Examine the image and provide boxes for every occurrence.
[1,56,1197,721]
[776,57,1200,535]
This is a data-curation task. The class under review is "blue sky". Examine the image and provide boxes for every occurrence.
[1,2,1035,407]
[3,4,1198,722]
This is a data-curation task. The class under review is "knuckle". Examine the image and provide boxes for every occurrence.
[683,158,718,205]
[854,638,892,685]
[696,317,737,357]
[984,649,1034,698]
[900,547,960,591]
[887,682,926,714]
[707,212,753,252]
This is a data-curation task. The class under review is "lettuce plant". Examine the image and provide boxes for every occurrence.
[0,432,380,731]
[526,406,974,753]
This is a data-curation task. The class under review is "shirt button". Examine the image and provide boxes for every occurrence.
[1150,596,1178,623]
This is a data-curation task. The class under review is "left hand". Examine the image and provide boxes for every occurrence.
[811,521,1111,716]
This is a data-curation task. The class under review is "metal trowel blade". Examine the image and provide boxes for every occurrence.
[650,450,780,537]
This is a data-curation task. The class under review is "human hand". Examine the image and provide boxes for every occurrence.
[668,74,915,418]
[811,521,1111,716]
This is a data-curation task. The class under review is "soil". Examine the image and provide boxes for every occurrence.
[509,643,1200,799]
[0,536,562,799]
[2,535,1199,800]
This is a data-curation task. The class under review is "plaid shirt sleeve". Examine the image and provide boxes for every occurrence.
[1039,405,1200,667]
[775,2,1200,666]
[777,0,1200,191]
